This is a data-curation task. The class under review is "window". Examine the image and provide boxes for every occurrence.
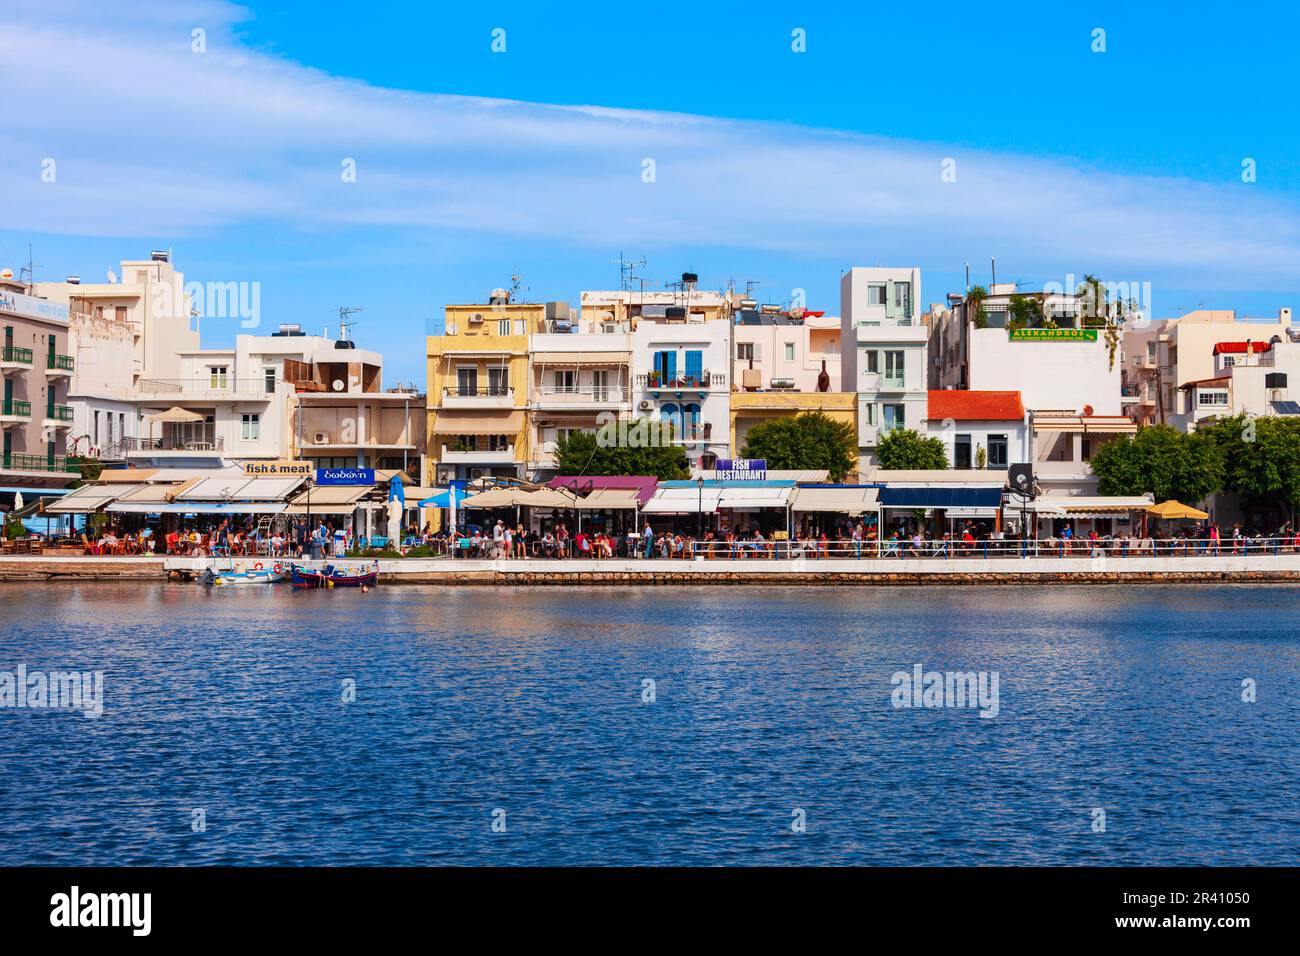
[93,410,100,445]
[498,319,510,336]
[552,370,575,393]
[456,367,478,396]
[894,282,912,317]
[1222,356,1235,368]
[988,434,1008,467]
[652,350,677,383]
[115,306,127,322]
[264,368,276,393]
[683,350,703,385]
[882,404,905,433]
[1081,438,1093,461]
[784,343,795,362]
[737,343,754,361]
[954,434,972,469]
[487,434,510,451]
[488,367,509,396]
[864,404,876,426]
[1199,390,1229,407]
[592,370,611,401]
[867,284,887,306]
[209,365,228,389]
[514,320,526,336]
[241,413,260,440]
[884,350,905,386]
[866,351,879,373]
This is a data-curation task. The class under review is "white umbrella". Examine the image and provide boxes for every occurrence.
[144,406,204,423]
[13,491,23,511]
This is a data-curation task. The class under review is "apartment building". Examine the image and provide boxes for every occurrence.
[0,275,80,493]
[1121,308,1293,427]
[839,266,925,470]
[527,304,632,476]
[426,290,543,483]
[34,252,200,456]
[1170,336,1300,430]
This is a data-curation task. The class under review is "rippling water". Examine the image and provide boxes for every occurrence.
[0,582,1296,865]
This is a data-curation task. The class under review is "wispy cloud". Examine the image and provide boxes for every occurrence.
[2,0,1297,289]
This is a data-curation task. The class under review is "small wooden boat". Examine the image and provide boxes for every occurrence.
[203,562,287,586]
[290,562,379,589]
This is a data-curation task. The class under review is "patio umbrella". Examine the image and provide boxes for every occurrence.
[1146,500,1209,520]
[144,406,204,423]
[13,491,23,512]
[389,472,405,506]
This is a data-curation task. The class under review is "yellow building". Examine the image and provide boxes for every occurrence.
[730,391,858,473]
[426,292,545,485]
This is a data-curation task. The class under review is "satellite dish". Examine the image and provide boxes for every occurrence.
[107,270,118,284]
[0,268,12,280]
[332,379,345,392]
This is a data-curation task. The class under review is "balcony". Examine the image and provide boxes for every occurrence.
[1,346,34,373]
[135,378,274,401]
[441,386,515,409]
[119,435,224,453]
[1,452,86,474]
[44,405,74,428]
[635,371,726,392]
[439,443,515,464]
[0,399,32,425]
[531,386,627,408]
[1120,383,1141,398]
[46,354,75,378]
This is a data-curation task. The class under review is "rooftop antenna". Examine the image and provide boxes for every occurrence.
[19,244,41,286]
[336,306,363,341]
[613,253,646,292]
[509,274,527,302]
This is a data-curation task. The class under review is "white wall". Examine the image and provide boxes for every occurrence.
[967,328,1121,415]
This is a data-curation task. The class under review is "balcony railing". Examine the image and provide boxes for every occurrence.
[1,346,34,366]
[1120,384,1141,398]
[47,354,75,372]
[46,404,74,422]
[136,378,273,398]
[120,435,224,452]
[533,386,627,404]
[0,399,32,418]
[443,386,513,398]
[636,371,726,391]
[1,453,86,474]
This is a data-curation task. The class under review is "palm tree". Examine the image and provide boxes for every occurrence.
[1079,274,1107,328]
[966,284,989,329]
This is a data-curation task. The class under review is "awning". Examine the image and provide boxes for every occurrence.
[461,488,523,509]
[96,468,159,483]
[44,483,147,513]
[790,486,880,513]
[530,351,630,364]
[111,483,187,505]
[642,486,723,514]
[175,476,304,502]
[283,485,371,514]
[430,410,524,433]
[581,488,642,510]
[879,487,1004,509]
[1027,495,1153,517]
[109,501,286,515]
[718,485,793,510]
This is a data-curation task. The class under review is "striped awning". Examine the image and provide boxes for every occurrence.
[789,486,880,513]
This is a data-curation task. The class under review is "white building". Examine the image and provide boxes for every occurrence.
[923,390,1029,469]
[839,266,925,469]
[1173,336,1300,430]
[630,315,732,470]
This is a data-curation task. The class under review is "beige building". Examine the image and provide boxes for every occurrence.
[0,275,80,494]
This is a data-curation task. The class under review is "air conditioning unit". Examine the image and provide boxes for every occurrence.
[638,400,653,411]
[313,432,330,445]
[468,312,484,324]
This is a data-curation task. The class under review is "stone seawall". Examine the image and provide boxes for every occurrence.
[0,557,168,580]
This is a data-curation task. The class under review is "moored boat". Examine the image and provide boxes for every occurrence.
[290,562,380,589]
[203,561,287,586]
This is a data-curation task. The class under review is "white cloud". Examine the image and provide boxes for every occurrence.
[2,0,1297,289]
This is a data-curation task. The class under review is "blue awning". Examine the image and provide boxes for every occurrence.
[879,487,1003,509]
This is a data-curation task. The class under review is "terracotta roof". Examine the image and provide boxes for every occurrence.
[926,390,1024,422]
[1213,341,1273,354]
[1179,374,1232,390]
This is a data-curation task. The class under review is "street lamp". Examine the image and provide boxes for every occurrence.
[696,474,704,542]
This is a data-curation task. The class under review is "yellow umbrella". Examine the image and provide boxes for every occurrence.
[1146,500,1209,520]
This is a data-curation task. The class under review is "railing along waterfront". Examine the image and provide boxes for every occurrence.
[441,536,1300,561]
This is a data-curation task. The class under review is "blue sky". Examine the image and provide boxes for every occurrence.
[2,0,1299,382]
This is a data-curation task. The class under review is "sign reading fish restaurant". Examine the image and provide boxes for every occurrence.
[244,460,313,477]
[1009,327,1098,342]
[316,467,375,486]
[716,458,767,480]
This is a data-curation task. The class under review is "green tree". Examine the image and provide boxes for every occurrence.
[1088,424,1222,504]
[876,428,949,470]
[554,421,689,480]
[966,285,989,329]
[740,411,857,482]
[1007,294,1044,331]
[1201,414,1300,519]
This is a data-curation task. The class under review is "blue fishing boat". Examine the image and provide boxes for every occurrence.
[202,561,287,586]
